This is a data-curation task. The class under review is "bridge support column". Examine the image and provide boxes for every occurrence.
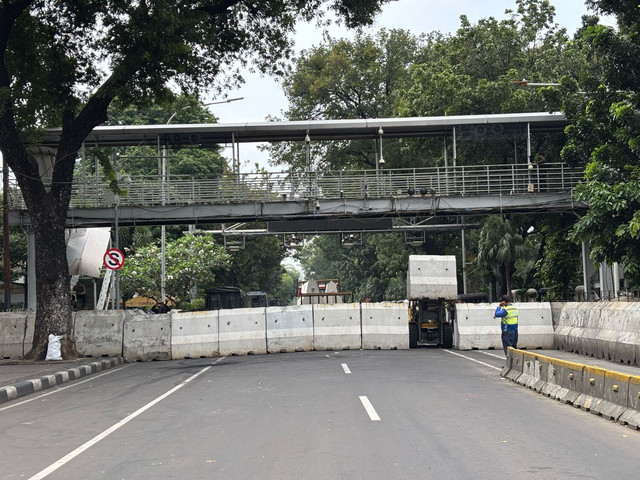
[27,228,36,311]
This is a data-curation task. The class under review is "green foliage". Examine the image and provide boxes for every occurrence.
[218,235,287,295]
[271,267,300,305]
[560,2,640,284]
[119,234,231,306]
[476,215,536,296]
[296,233,413,301]
[534,217,582,295]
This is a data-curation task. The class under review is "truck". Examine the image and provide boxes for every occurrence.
[407,255,457,349]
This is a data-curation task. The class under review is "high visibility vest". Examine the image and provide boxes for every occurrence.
[502,304,518,325]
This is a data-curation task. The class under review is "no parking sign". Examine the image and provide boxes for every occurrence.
[103,248,125,270]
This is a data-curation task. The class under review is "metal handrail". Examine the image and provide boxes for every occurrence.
[7,162,583,210]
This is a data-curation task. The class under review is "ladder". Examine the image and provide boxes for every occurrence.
[96,268,113,310]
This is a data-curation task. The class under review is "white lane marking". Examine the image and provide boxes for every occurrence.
[0,364,132,412]
[359,396,381,421]
[481,351,506,360]
[444,350,501,371]
[28,358,226,480]
[341,363,351,374]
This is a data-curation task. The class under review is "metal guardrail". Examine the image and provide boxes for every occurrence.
[7,162,583,210]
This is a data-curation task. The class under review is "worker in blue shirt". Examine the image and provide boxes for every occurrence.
[495,294,518,355]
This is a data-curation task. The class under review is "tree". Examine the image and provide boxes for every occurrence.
[119,234,230,307]
[559,4,640,285]
[0,0,388,359]
[476,216,534,297]
[266,28,424,171]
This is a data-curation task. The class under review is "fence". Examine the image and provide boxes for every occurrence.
[7,162,583,210]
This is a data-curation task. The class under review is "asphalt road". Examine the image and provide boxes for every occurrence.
[1,349,638,479]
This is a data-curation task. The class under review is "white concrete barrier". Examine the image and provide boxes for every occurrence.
[0,312,33,359]
[313,303,362,351]
[454,303,554,350]
[555,302,640,364]
[73,311,125,358]
[218,307,266,356]
[171,310,219,359]
[266,305,313,353]
[361,302,408,350]
[123,312,171,362]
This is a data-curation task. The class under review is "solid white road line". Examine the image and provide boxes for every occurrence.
[341,363,351,374]
[359,395,381,421]
[443,349,502,371]
[28,358,226,480]
[481,351,506,360]
[0,364,133,412]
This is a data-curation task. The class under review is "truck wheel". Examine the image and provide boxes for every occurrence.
[441,323,453,349]
[409,323,418,348]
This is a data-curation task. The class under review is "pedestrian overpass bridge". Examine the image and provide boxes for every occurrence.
[11,112,585,235]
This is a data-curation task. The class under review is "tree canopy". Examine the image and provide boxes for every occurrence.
[0,0,389,359]
[560,2,640,285]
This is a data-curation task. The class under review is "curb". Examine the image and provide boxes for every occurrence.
[0,357,124,404]
[501,349,640,430]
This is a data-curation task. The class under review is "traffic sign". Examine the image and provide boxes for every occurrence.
[103,248,125,270]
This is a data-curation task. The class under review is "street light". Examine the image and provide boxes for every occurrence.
[160,97,243,304]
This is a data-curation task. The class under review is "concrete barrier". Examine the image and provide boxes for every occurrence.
[171,310,219,359]
[574,365,606,412]
[73,311,125,358]
[592,371,631,421]
[266,305,313,353]
[361,302,408,350]
[313,303,362,351]
[123,312,171,362]
[554,302,640,364]
[0,313,33,359]
[454,303,554,350]
[504,348,640,430]
[218,307,266,356]
[503,348,524,383]
[619,376,640,428]
[518,351,546,392]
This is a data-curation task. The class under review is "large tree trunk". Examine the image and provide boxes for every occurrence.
[14,145,79,360]
[26,208,77,360]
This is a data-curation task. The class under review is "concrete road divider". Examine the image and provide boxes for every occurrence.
[218,307,267,356]
[574,365,606,412]
[361,302,408,350]
[171,310,219,359]
[619,376,640,429]
[0,313,33,359]
[592,371,631,421]
[503,348,640,430]
[123,312,171,362]
[74,311,125,358]
[266,305,313,353]
[555,302,640,364]
[313,303,362,351]
[455,303,554,350]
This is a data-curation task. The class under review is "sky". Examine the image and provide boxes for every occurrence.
[207,0,614,171]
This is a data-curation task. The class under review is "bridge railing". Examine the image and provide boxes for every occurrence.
[7,162,583,209]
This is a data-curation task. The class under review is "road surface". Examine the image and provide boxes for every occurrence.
[1,349,638,479]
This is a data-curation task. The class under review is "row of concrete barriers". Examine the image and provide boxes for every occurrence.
[502,348,640,430]
[0,303,409,362]
[2,301,639,362]
[554,302,640,365]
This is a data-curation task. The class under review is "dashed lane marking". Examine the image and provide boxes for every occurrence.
[359,395,381,421]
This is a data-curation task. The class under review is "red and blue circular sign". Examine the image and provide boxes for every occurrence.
[103,248,125,270]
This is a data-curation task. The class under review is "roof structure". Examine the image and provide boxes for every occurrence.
[35,112,568,148]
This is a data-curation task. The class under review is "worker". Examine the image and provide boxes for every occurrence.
[494,294,518,355]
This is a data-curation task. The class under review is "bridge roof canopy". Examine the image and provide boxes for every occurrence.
[36,111,567,148]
